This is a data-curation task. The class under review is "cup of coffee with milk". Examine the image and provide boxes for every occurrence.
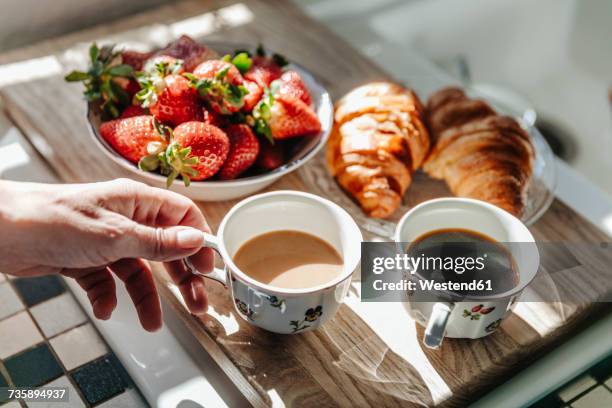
[185,190,362,334]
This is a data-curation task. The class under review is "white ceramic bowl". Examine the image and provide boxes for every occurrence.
[86,42,333,201]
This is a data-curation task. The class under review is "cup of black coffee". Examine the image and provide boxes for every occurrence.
[395,198,540,349]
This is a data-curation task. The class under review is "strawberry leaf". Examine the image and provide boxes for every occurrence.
[138,155,160,172]
[66,42,135,118]
[272,53,289,68]
[65,71,91,82]
[108,64,134,77]
[251,86,275,143]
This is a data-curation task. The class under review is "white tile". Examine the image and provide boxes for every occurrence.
[27,376,85,408]
[0,282,24,319]
[0,311,43,359]
[558,375,597,402]
[572,386,612,408]
[31,293,87,338]
[50,324,107,370]
[98,389,147,408]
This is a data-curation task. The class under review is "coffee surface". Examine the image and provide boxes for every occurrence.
[234,230,344,289]
[407,228,519,296]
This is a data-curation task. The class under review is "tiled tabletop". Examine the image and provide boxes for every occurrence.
[0,274,149,407]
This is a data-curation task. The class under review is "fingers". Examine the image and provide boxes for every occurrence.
[124,224,206,262]
[164,260,208,314]
[109,258,162,332]
[62,267,117,321]
[100,179,209,230]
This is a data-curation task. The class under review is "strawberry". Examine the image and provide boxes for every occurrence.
[244,56,283,88]
[99,115,164,164]
[242,80,263,112]
[268,95,321,139]
[156,35,218,72]
[168,122,230,182]
[218,124,260,179]
[471,305,483,313]
[193,60,243,85]
[256,140,285,170]
[275,70,312,106]
[186,60,249,115]
[121,50,153,70]
[65,43,135,118]
[135,73,200,126]
[120,105,146,118]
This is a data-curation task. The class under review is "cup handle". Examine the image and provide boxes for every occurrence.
[183,232,228,287]
[423,302,455,349]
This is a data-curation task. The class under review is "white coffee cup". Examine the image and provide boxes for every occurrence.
[186,190,362,334]
[395,198,540,348]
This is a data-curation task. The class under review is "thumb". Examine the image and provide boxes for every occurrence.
[123,224,206,262]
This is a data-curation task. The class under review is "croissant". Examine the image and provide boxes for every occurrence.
[423,87,535,216]
[327,82,430,218]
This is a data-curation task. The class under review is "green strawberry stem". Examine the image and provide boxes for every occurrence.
[183,72,249,114]
[65,43,134,118]
[250,84,277,144]
[137,120,199,187]
[222,52,252,74]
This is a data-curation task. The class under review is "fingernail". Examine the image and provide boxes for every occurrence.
[176,228,205,248]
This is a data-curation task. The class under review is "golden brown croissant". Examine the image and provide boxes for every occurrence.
[327,82,430,218]
[423,87,535,216]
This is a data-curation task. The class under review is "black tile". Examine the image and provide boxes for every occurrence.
[71,354,130,405]
[0,373,9,404]
[13,275,65,306]
[590,353,612,383]
[4,344,62,388]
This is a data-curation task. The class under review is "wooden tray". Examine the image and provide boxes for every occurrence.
[1,1,610,406]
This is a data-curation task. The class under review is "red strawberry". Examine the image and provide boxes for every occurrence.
[138,74,201,126]
[218,125,260,179]
[243,80,263,112]
[193,60,243,85]
[156,35,218,72]
[121,50,153,70]
[120,105,146,118]
[256,140,285,170]
[275,71,312,106]
[99,115,163,163]
[244,56,283,88]
[188,60,249,114]
[471,304,483,313]
[170,122,230,181]
[269,95,321,139]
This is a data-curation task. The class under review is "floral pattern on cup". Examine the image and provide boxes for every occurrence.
[290,306,323,333]
[485,318,503,333]
[235,299,254,319]
[267,295,286,310]
[462,304,495,321]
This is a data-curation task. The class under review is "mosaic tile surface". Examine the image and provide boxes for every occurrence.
[0,274,148,407]
[529,353,612,408]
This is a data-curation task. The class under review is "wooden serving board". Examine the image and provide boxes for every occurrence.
[1,1,611,406]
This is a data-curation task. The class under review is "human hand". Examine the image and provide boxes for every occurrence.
[0,178,214,331]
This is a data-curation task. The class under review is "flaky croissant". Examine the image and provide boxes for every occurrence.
[327,82,430,218]
[423,87,535,216]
